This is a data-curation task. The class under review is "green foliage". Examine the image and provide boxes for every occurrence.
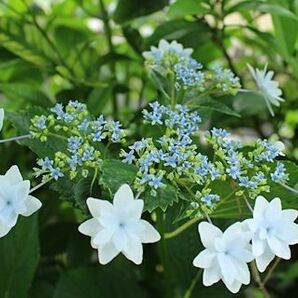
[0,216,39,298]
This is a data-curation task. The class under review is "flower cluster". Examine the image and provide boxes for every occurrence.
[211,65,241,95]
[121,102,287,217]
[174,57,204,91]
[206,128,287,199]
[31,101,125,180]
[143,39,241,96]
[193,196,298,293]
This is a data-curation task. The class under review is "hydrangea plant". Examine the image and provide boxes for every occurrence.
[1,39,298,297]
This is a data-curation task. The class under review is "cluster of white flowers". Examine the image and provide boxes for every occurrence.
[0,166,42,237]
[193,196,298,293]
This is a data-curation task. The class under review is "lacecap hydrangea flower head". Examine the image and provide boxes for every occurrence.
[78,184,160,265]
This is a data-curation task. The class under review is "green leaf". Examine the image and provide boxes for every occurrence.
[6,108,67,157]
[167,0,208,19]
[145,20,211,48]
[1,83,52,107]
[113,0,169,23]
[53,266,148,298]
[0,17,53,68]
[227,1,298,20]
[0,215,39,298]
[271,0,298,59]
[143,184,179,212]
[189,97,241,117]
[100,159,137,195]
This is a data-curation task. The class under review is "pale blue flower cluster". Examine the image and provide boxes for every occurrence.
[208,128,288,197]
[32,101,125,180]
[213,66,241,94]
[200,193,220,206]
[37,157,64,180]
[174,57,204,90]
[271,162,289,183]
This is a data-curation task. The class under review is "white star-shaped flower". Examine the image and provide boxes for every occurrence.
[244,196,298,272]
[0,165,42,237]
[78,184,161,265]
[247,64,284,116]
[0,108,4,132]
[193,222,253,293]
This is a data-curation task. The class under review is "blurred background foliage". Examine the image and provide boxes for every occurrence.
[0,0,298,297]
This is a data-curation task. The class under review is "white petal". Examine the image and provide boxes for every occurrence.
[78,218,102,237]
[265,197,282,219]
[0,223,11,238]
[93,228,114,247]
[193,249,216,269]
[113,228,128,251]
[134,219,160,243]
[232,258,250,285]
[113,184,134,208]
[218,253,236,285]
[12,181,30,214]
[122,233,143,265]
[232,247,254,263]
[4,165,24,185]
[0,108,4,131]
[267,235,291,259]
[86,198,113,217]
[252,237,265,257]
[21,195,42,216]
[253,196,269,219]
[202,266,221,286]
[281,209,298,222]
[223,278,242,294]
[255,245,275,272]
[285,223,298,245]
[0,206,18,228]
[116,199,144,219]
[198,222,222,249]
[97,241,120,265]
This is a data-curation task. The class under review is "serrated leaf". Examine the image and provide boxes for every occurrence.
[100,159,137,195]
[143,184,179,212]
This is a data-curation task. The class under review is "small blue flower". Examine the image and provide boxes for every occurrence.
[211,127,230,138]
[92,130,105,142]
[39,157,54,171]
[239,176,257,190]
[226,165,241,180]
[82,145,95,161]
[35,115,47,129]
[50,167,64,180]
[201,194,220,206]
[51,103,64,119]
[68,136,82,152]
[271,162,289,183]
[122,150,135,164]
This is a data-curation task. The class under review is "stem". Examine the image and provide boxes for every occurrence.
[99,0,118,118]
[250,261,271,298]
[262,257,281,286]
[279,183,298,195]
[243,195,254,213]
[29,178,53,194]
[164,217,199,240]
[0,134,31,144]
[135,191,142,200]
[89,168,98,196]
[183,270,202,298]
